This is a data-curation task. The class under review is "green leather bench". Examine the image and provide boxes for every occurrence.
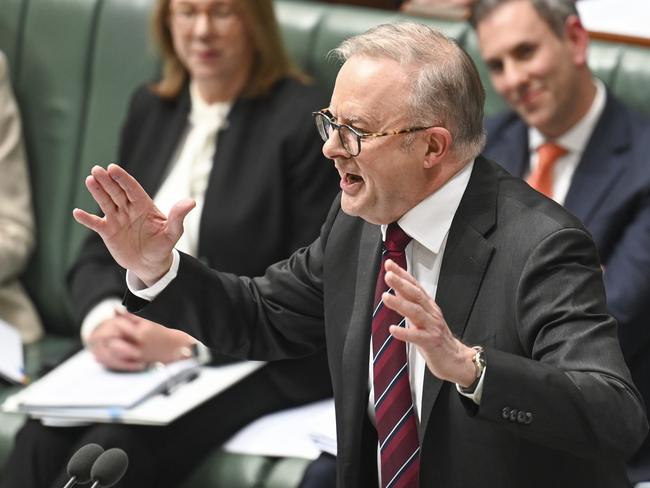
[1,0,649,485]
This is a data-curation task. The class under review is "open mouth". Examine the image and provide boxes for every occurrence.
[345,173,363,184]
[337,167,365,194]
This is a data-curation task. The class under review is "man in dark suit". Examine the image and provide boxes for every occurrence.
[74,22,648,488]
[471,0,650,482]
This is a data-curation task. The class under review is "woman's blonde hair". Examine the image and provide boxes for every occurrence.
[150,0,307,99]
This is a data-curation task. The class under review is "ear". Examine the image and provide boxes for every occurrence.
[564,15,590,67]
[423,127,452,169]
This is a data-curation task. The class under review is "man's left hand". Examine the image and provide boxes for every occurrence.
[382,259,477,388]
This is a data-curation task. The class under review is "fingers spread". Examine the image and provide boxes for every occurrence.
[389,323,426,345]
[167,198,196,239]
[92,165,130,210]
[72,208,105,233]
[108,163,150,206]
[385,259,420,287]
[85,173,117,218]
[382,290,430,330]
[384,267,438,319]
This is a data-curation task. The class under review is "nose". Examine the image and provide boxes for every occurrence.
[322,129,348,161]
[192,12,214,36]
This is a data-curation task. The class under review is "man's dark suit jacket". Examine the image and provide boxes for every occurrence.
[128,156,648,488]
[483,92,650,481]
[65,78,337,484]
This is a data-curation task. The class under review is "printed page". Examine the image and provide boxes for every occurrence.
[0,318,25,384]
[224,398,336,459]
[13,350,199,409]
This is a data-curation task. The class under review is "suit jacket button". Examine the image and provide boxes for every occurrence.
[524,412,533,424]
[517,411,526,423]
[502,407,511,419]
[509,409,518,422]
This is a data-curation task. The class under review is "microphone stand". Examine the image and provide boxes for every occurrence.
[62,477,78,488]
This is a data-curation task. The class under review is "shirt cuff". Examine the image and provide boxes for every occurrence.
[80,298,125,342]
[456,365,486,405]
[126,249,180,302]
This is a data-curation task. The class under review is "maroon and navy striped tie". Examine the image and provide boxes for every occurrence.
[372,223,420,488]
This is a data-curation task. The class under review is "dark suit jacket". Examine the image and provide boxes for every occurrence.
[69,77,337,403]
[128,156,648,488]
[483,93,650,479]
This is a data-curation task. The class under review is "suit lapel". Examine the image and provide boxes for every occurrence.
[563,95,631,225]
[341,222,382,425]
[420,157,496,437]
[198,97,252,256]
[137,87,190,194]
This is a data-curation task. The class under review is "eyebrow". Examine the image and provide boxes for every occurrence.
[328,108,374,128]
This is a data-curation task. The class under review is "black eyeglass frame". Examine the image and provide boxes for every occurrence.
[312,109,434,156]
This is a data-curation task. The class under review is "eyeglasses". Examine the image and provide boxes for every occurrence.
[170,2,235,30]
[312,109,434,157]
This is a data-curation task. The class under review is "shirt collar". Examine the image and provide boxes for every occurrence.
[381,160,474,255]
[529,78,606,154]
[189,82,232,130]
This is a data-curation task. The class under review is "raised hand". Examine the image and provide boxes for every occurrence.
[73,164,195,285]
[381,259,477,388]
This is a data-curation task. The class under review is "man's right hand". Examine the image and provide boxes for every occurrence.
[72,164,195,285]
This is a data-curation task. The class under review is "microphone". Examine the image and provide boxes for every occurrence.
[89,447,129,488]
[62,443,104,488]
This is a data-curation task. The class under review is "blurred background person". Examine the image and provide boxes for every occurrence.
[0,50,42,345]
[0,0,336,486]
[471,0,650,483]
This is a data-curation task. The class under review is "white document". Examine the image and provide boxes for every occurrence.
[2,360,265,426]
[309,400,337,456]
[0,318,26,384]
[224,398,336,459]
[11,350,199,409]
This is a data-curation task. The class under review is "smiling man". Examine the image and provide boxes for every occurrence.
[73,22,647,487]
[472,1,650,483]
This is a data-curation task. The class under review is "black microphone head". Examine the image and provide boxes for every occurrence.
[90,448,129,487]
[67,443,104,483]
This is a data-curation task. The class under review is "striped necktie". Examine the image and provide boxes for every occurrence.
[372,223,420,488]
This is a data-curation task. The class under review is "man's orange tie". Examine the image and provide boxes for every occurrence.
[526,142,567,198]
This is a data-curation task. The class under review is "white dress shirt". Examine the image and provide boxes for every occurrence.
[365,160,482,433]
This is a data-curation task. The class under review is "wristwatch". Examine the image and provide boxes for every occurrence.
[178,343,200,360]
[462,346,486,393]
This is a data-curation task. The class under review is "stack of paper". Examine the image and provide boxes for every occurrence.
[309,400,337,456]
[0,318,26,384]
[1,350,265,425]
[224,398,337,459]
[13,350,199,409]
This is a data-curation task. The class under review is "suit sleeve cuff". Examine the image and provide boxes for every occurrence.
[126,249,180,301]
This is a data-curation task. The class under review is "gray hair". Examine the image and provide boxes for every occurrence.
[470,0,579,38]
[331,22,486,163]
